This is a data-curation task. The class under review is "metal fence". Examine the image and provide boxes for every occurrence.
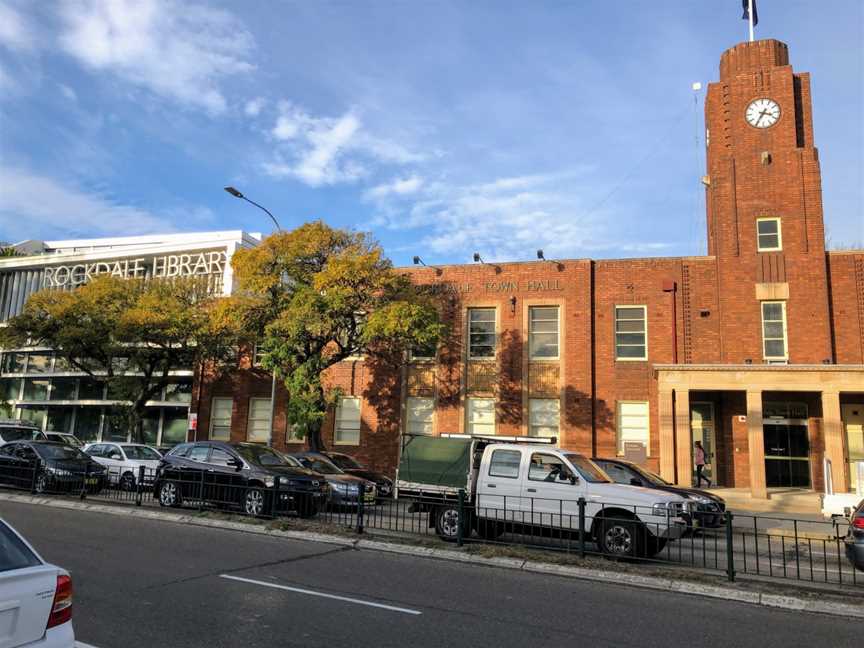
[1,464,860,590]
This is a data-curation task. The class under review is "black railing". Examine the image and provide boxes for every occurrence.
[1,466,859,590]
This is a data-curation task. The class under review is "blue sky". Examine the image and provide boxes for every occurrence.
[0,0,861,264]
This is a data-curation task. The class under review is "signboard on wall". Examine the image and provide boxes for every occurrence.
[623,441,647,465]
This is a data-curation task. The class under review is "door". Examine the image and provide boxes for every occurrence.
[206,447,245,505]
[690,402,716,483]
[843,405,864,494]
[522,452,582,530]
[763,420,811,488]
[476,448,523,523]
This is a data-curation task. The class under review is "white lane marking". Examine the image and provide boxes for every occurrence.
[219,574,422,616]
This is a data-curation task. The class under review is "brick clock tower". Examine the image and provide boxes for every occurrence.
[705,39,833,365]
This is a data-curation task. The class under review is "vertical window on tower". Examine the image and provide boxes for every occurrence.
[761,301,788,362]
[756,218,782,252]
[529,306,559,359]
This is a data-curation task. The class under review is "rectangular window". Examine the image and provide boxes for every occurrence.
[757,217,782,251]
[78,378,105,400]
[761,301,788,360]
[22,379,49,401]
[466,397,496,435]
[617,401,650,456]
[247,397,272,443]
[1,378,21,401]
[529,306,559,359]
[74,407,102,443]
[488,449,521,479]
[164,381,193,403]
[468,308,496,359]
[161,412,188,446]
[1,353,26,374]
[49,378,77,401]
[406,396,434,435]
[529,399,560,438]
[210,397,233,441]
[335,396,361,445]
[25,354,52,374]
[615,306,647,360]
[252,343,266,367]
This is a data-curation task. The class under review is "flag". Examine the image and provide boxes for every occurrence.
[742,0,758,27]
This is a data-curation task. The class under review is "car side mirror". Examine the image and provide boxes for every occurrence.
[570,474,579,485]
[630,477,643,487]
[229,457,243,471]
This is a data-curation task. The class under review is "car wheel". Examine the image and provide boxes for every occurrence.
[120,472,136,492]
[158,481,182,508]
[434,504,470,542]
[244,488,268,517]
[599,517,645,559]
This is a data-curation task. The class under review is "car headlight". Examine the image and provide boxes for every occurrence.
[263,477,275,488]
[652,502,686,516]
[333,483,350,493]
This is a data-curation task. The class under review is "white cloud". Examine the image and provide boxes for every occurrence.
[0,166,180,240]
[369,171,671,261]
[56,0,254,114]
[0,1,34,51]
[262,100,424,187]
[244,97,265,117]
[364,175,424,201]
[58,83,77,101]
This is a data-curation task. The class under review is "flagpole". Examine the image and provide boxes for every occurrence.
[748,0,755,41]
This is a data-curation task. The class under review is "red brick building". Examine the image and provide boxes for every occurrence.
[195,39,864,499]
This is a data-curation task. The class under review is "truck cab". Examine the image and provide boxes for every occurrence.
[397,435,691,558]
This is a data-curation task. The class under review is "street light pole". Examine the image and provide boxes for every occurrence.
[224,187,283,448]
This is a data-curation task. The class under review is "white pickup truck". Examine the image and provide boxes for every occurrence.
[396,435,691,558]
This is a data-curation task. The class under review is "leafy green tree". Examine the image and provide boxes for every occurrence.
[0,276,241,443]
[228,221,444,450]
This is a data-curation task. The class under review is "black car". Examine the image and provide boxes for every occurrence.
[844,499,864,571]
[322,452,393,499]
[153,441,328,517]
[592,457,726,528]
[289,452,377,508]
[0,441,107,494]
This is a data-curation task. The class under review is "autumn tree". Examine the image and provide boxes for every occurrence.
[0,275,241,443]
[227,221,444,450]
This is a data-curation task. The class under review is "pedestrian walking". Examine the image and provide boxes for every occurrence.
[694,440,711,488]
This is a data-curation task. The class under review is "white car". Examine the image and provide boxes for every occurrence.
[83,442,163,490]
[0,517,74,647]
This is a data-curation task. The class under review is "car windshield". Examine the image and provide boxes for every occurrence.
[122,446,161,460]
[298,457,343,475]
[631,465,670,486]
[234,445,291,467]
[0,521,41,573]
[330,454,362,470]
[563,453,611,483]
[34,444,88,461]
[1,427,45,442]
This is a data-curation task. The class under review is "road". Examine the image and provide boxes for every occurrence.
[0,500,858,648]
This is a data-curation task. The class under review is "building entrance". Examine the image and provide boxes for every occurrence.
[763,403,810,488]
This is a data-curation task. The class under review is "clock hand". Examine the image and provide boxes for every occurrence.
[757,109,769,126]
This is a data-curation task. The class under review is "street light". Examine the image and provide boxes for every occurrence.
[223,186,283,447]
[224,186,283,231]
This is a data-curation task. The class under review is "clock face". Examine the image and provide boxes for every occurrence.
[745,98,781,129]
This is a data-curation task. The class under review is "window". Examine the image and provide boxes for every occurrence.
[615,306,647,360]
[247,398,272,443]
[22,379,49,401]
[188,446,210,462]
[50,378,77,401]
[78,379,104,400]
[468,308,496,359]
[405,396,434,435]
[161,412,188,446]
[335,396,361,445]
[528,453,570,482]
[409,341,437,362]
[529,399,559,438]
[616,401,650,456]
[74,408,102,443]
[488,449,521,478]
[46,408,73,433]
[1,379,21,401]
[757,217,782,251]
[25,354,52,374]
[761,301,788,361]
[164,381,192,403]
[210,397,233,441]
[209,448,235,466]
[529,306,559,359]
[466,398,496,435]
[141,410,160,446]
[0,521,41,573]
[252,343,266,367]
[600,462,635,485]
[1,353,26,374]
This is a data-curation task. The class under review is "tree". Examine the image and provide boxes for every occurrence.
[0,275,241,443]
[227,221,444,450]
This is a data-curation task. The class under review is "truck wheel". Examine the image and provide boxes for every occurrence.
[476,519,504,541]
[598,517,645,559]
[434,505,468,542]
